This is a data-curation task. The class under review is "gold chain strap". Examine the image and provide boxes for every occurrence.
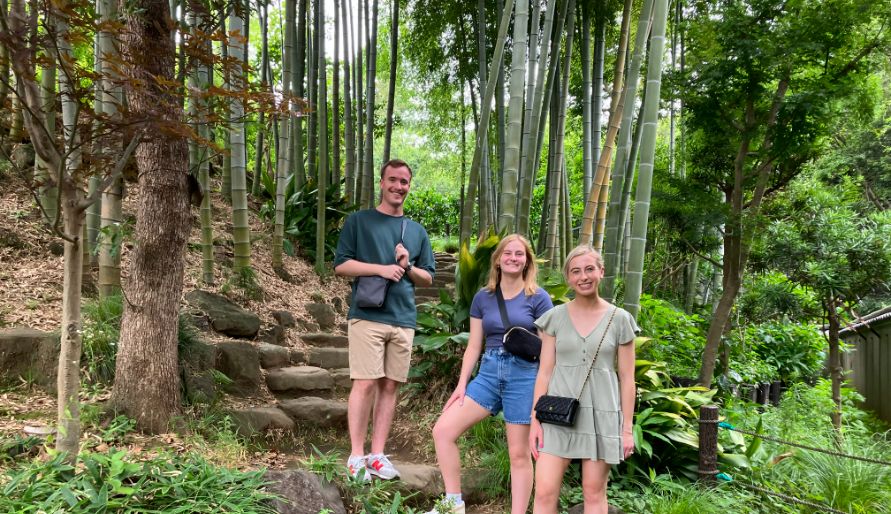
[574,307,617,401]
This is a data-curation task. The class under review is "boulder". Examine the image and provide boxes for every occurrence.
[278,397,347,428]
[182,369,218,405]
[185,290,260,338]
[214,341,261,396]
[396,462,444,497]
[266,366,333,393]
[330,368,352,389]
[271,310,296,328]
[258,343,290,369]
[0,328,59,393]
[331,296,345,314]
[228,407,295,436]
[258,324,286,346]
[264,469,346,514]
[301,333,349,348]
[296,317,320,333]
[306,347,349,369]
[305,302,336,331]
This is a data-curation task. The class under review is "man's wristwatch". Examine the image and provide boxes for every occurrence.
[404,262,413,274]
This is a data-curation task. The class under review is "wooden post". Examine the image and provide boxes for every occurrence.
[698,405,718,484]
[770,380,782,406]
[759,382,771,405]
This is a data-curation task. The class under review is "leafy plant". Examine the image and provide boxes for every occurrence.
[403,189,461,238]
[81,294,123,385]
[0,449,277,513]
[259,177,357,262]
[636,295,708,379]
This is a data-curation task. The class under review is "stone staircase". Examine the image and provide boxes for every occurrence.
[415,251,458,305]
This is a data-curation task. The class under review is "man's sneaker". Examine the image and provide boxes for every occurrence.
[424,498,466,514]
[366,453,400,480]
[347,455,371,482]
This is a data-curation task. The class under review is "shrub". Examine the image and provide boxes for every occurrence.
[636,295,708,379]
[0,450,277,513]
[81,295,123,385]
[403,189,461,238]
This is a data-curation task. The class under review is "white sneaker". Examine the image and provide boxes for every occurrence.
[365,453,400,480]
[347,455,371,482]
[424,498,466,514]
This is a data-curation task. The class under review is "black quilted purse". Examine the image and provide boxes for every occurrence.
[535,307,616,427]
[495,286,542,362]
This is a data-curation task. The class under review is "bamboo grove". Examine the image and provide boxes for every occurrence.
[1,0,888,439]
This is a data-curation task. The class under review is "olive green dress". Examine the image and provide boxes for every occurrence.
[534,304,639,464]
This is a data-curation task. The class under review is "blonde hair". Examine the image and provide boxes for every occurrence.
[485,234,540,296]
[562,244,604,282]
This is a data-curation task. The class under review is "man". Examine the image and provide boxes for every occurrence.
[334,159,435,481]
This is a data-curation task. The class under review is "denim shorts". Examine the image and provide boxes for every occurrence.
[465,347,540,424]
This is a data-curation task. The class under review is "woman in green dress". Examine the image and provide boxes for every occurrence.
[529,245,638,514]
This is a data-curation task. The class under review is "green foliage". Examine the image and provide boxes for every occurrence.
[462,416,510,498]
[625,351,723,481]
[737,272,821,324]
[0,449,277,513]
[636,295,708,379]
[259,177,357,262]
[732,323,825,383]
[81,294,123,385]
[221,266,263,301]
[404,189,461,238]
[302,448,419,513]
[722,380,891,513]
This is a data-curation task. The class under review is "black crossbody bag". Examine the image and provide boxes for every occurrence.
[534,307,616,427]
[353,219,407,309]
[496,286,542,362]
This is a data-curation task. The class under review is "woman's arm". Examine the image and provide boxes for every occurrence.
[529,331,556,458]
[617,339,636,458]
[443,317,485,410]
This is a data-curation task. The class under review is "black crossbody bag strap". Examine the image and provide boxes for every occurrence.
[495,285,513,331]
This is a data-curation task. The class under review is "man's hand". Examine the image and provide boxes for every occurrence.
[395,243,409,268]
[379,264,406,281]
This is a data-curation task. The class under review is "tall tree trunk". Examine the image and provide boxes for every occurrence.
[546,3,575,266]
[623,0,669,318]
[601,0,654,300]
[382,0,398,162]
[826,300,843,430]
[251,0,269,197]
[362,0,379,209]
[474,0,490,229]
[316,0,328,274]
[113,0,190,434]
[36,54,57,225]
[591,0,605,169]
[459,0,515,244]
[229,3,251,273]
[341,0,355,202]
[306,3,317,187]
[220,15,231,201]
[497,0,528,233]
[333,0,341,193]
[292,0,307,189]
[272,0,294,268]
[517,0,562,234]
[578,0,633,246]
[516,0,541,231]
[580,1,593,201]
[354,0,364,206]
[189,9,214,285]
[494,0,505,206]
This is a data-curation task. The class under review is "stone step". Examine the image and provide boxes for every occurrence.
[306,347,350,369]
[278,397,348,428]
[415,286,450,298]
[416,296,440,305]
[257,343,289,369]
[266,366,333,393]
[228,406,295,436]
[330,367,352,389]
[301,333,349,348]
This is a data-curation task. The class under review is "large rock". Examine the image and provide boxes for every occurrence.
[278,397,347,428]
[258,324,286,346]
[258,343,289,369]
[228,407,295,436]
[306,347,349,369]
[330,368,352,389]
[0,328,59,392]
[264,469,346,514]
[266,366,333,393]
[305,302,336,331]
[301,333,349,348]
[396,462,444,497]
[214,341,261,396]
[185,290,260,338]
[271,310,296,328]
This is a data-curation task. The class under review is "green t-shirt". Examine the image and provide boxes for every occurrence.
[334,209,435,328]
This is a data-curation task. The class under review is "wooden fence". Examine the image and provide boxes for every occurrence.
[840,307,891,424]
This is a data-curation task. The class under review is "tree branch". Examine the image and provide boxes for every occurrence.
[79,129,144,209]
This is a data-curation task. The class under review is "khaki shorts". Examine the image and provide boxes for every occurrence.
[347,319,415,382]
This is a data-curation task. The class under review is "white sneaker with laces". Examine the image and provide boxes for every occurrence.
[424,498,466,514]
[346,455,371,482]
[365,453,400,480]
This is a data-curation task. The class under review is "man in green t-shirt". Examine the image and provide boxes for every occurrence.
[334,159,435,481]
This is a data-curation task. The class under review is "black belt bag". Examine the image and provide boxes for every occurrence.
[352,219,407,309]
[496,286,542,362]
